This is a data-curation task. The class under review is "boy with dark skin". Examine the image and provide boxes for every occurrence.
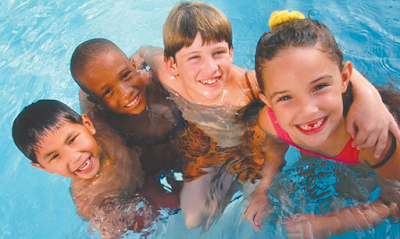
[70,38,181,176]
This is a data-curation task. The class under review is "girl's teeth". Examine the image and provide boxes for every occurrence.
[299,118,324,130]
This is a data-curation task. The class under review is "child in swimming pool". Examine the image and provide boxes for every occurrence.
[70,38,181,177]
[255,10,400,237]
[133,1,400,231]
[12,100,181,239]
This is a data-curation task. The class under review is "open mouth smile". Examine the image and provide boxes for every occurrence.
[75,156,93,174]
[199,77,221,87]
[296,116,327,135]
[125,94,140,109]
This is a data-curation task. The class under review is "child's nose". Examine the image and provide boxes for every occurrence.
[203,56,218,72]
[117,82,132,99]
[298,97,318,115]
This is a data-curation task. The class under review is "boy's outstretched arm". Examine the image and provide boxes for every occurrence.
[284,199,398,239]
[347,68,400,158]
[242,137,288,231]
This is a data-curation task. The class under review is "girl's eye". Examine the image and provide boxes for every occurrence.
[277,95,291,102]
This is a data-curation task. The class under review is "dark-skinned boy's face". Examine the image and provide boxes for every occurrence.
[79,48,147,115]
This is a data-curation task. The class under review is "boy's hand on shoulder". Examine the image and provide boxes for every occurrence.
[347,91,400,159]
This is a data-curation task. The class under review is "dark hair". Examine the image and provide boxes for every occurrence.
[70,38,122,97]
[255,17,343,92]
[12,100,82,163]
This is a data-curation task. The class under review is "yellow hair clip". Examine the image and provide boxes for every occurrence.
[268,10,305,29]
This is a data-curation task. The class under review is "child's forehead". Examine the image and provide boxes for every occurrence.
[39,121,74,139]
[91,48,126,65]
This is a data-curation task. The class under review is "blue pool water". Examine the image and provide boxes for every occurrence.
[0,0,399,238]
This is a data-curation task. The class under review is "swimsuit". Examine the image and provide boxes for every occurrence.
[267,107,360,164]
[267,107,396,168]
[171,120,265,183]
[165,73,264,183]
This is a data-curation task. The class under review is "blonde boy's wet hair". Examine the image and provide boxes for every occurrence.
[163,1,232,59]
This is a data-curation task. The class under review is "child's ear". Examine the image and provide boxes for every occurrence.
[341,61,353,93]
[81,114,96,135]
[30,162,52,173]
[229,46,233,58]
[166,56,179,76]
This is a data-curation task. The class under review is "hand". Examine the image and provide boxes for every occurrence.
[284,214,334,239]
[358,200,399,227]
[346,69,400,158]
[130,49,147,70]
[242,189,271,231]
[346,97,400,158]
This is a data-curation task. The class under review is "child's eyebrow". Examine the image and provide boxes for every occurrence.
[311,75,332,84]
[270,90,288,100]
[182,50,201,58]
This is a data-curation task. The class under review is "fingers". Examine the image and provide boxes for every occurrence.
[242,204,269,231]
[242,209,260,231]
[346,121,356,139]
[351,130,378,149]
[373,131,388,158]
[389,120,400,142]
[253,209,267,231]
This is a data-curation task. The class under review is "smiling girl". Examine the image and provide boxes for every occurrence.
[255,10,400,238]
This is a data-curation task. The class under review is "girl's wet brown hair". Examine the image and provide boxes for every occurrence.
[255,16,344,92]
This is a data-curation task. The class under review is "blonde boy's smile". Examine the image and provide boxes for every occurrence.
[199,76,221,87]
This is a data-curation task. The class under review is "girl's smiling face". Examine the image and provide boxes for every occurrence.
[260,46,351,147]
[32,114,101,179]
[169,32,233,104]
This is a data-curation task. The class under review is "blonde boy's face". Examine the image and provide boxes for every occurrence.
[260,46,350,147]
[79,48,147,115]
[32,115,101,179]
[172,32,233,103]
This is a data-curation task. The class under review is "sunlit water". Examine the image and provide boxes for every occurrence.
[1,0,399,238]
